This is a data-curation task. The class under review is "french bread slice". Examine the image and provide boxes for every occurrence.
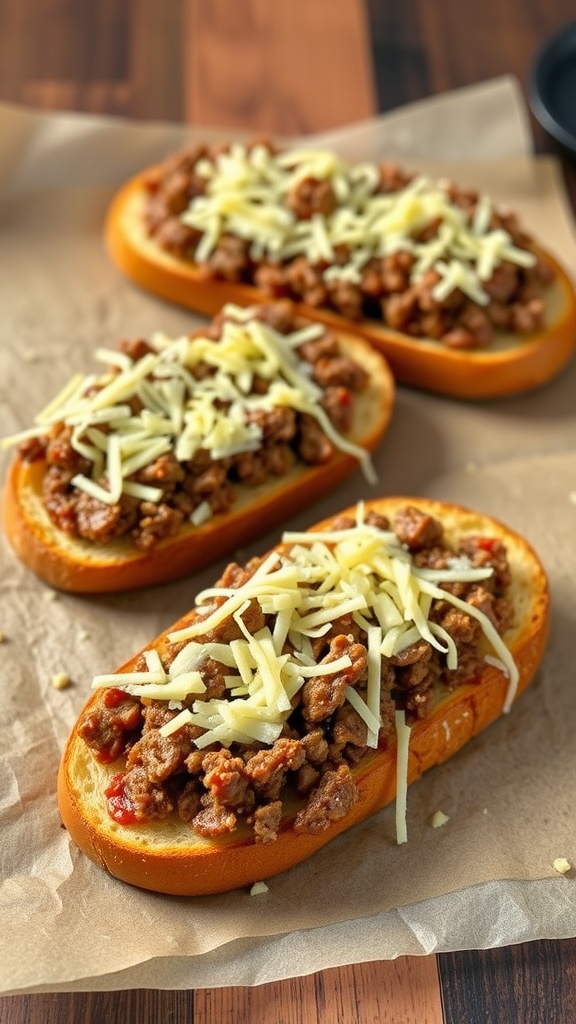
[57,497,550,896]
[1,322,394,593]
[105,168,576,400]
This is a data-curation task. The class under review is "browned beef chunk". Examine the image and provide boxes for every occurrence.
[389,638,431,668]
[393,505,443,551]
[253,800,283,843]
[484,261,519,303]
[196,656,228,700]
[326,278,364,320]
[297,332,339,364]
[287,176,337,219]
[310,614,363,659]
[285,257,329,307]
[293,765,358,834]
[192,798,237,837]
[261,442,294,476]
[126,726,191,783]
[320,386,354,433]
[252,299,298,334]
[245,738,306,800]
[45,426,90,473]
[142,702,179,732]
[205,233,251,282]
[331,704,367,748]
[42,468,79,534]
[75,490,139,544]
[17,433,48,463]
[302,636,367,723]
[458,535,511,590]
[78,692,143,762]
[245,406,297,443]
[183,458,235,514]
[133,501,184,551]
[117,338,155,361]
[177,779,202,822]
[201,749,251,808]
[122,764,174,820]
[296,762,321,796]
[134,451,185,489]
[296,413,333,464]
[301,729,330,765]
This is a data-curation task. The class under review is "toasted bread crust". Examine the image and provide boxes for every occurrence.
[57,497,550,895]
[105,172,576,399]
[1,331,393,593]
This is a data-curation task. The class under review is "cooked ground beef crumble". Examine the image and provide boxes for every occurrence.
[17,302,369,551]
[142,141,555,350]
[78,505,513,843]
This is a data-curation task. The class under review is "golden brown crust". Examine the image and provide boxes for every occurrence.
[105,172,576,400]
[1,331,393,593]
[57,497,550,896]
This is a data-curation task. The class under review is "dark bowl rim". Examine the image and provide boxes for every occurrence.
[529,21,576,155]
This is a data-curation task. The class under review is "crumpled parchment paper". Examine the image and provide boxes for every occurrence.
[1,75,576,995]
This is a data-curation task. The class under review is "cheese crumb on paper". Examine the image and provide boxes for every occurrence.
[553,857,572,875]
[429,810,450,829]
[250,881,269,895]
[52,672,71,690]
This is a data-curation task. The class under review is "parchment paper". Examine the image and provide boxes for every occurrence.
[1,76,576,996]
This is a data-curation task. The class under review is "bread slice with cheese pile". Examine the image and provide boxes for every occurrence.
[58,497,550,896]
[1,304,394,593]
[105,142,576,399]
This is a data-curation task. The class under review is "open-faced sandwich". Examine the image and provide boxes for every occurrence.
[1,301,394,592]
[57,497,549,895]
[105,140,576,399]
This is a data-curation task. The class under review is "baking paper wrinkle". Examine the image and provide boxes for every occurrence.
[1,75,576,995]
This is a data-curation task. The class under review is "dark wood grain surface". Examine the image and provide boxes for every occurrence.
[0,1,575,1020]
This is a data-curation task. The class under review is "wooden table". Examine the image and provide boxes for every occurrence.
[1,2,575,1020]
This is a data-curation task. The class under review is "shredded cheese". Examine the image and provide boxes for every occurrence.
[179,145,537,304]
[1,308,374,498]
[394,710,411,844]
[93,503,519,835]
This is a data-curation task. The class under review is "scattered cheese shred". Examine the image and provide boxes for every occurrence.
[394,710,411,845]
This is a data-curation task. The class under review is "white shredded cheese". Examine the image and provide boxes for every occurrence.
[394,710,411,844]
[179,144,537,304]
[3,310,373,500]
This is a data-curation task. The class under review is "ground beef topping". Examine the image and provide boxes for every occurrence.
[142,141,555,350]
[10,302,373,550]
[80,503,517,843]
